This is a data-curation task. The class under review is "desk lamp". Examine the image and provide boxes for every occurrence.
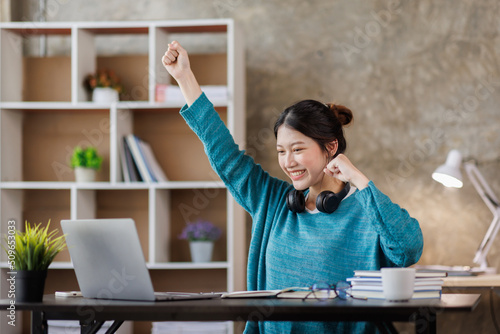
[432,149,500,274]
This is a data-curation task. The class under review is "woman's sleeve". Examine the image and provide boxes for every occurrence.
[355,181,424,267]
[180,93,286,216]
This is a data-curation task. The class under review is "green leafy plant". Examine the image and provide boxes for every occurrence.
[70,146,103,170]
[3,220,67,271]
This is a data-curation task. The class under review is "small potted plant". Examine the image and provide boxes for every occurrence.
[178,220,222,263]
[3,220,67,302]
[83,69,124,103]
[70,146,103,182]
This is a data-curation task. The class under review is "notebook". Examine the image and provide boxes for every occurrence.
[61,218,220,301]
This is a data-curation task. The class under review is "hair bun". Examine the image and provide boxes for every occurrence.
[327,103,353,126]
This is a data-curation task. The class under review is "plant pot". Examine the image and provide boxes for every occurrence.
[15,270,47,302]
[74,167,96,182]
[92,87,119,103]
[189,241,214,263]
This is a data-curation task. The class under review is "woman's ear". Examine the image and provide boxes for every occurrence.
[326,140,338,158]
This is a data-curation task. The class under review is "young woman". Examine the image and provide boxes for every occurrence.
[162,41,423,334]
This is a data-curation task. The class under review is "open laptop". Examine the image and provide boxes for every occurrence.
[61,218,221,302]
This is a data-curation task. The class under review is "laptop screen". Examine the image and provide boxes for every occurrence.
[61,218,157,301]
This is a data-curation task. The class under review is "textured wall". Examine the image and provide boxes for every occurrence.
[20,0,500,270]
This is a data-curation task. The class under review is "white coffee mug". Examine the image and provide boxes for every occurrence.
[381,267,415,301]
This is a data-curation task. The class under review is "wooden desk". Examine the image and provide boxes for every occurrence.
[439,275,500,333]
[0,294,480,334]
[443,274,500,288]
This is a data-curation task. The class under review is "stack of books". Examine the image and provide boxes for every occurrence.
[120,134,168,183]
[347,270,446,300]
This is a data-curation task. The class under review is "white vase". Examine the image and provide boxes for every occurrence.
[92,87,119,103]
[74,167,96,182]
[189,241,214,263]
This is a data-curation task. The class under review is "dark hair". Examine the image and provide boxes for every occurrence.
[273,99,353,157]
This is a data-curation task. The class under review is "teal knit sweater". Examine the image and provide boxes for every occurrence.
[180,93,424,333]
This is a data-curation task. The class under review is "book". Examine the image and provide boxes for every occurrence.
[351,285,442,292]
[125,134,155,182]
[119,138,130,182]
[350,289,441,300]
[137,140,168,182]
[122,137,142,182]
[348,277,444,287]
[353,270,448,278]
[221,287,337,300]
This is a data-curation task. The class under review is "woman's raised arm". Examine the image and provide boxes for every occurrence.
[162,41,202,106]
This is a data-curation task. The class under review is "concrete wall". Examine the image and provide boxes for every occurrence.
[20,0,500,281]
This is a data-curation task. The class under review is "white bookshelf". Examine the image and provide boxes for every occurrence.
[0,19,246,302]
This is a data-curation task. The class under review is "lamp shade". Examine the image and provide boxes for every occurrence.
[432,149,463,188]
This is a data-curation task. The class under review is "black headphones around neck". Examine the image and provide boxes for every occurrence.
[286,182,351,214]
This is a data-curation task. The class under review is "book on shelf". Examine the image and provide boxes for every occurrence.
[121,137,142,182]
[125,134,154,182]
[120,137,142,182]
[137,140,168,182]
[120,138,130,182]
[123,134,167,183]
[221,287,336,299]
[155,84,228,103]
[201,85,229,100]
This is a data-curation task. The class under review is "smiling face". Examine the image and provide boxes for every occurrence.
[276,125,328,191]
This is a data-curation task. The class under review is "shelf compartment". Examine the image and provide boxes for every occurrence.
[152,22,227,104]
[24,56,72,102]
[150,268,227,293]
[153,51,227,103]
[1,108,111,182]
[94,189,149,261]
[44,268,80,294]
[0,189,71,263]
[167,188,227,263]
[95,54,149,102]
[1,27,72,102]
[122,107,227,182]
[76,27,150,103]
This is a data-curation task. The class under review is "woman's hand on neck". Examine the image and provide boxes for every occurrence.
[324,154,370,190]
